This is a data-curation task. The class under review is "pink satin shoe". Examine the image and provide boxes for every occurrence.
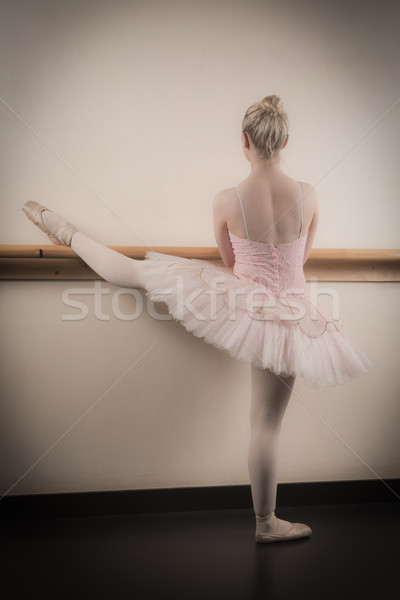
[22,201,77,246]
[255,522,312,543]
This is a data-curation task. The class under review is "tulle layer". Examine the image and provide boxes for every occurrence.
[141,251,371,388]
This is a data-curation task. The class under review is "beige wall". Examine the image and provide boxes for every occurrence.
[1,0,399,495]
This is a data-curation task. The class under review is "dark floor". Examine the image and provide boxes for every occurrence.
[1,502,399,600]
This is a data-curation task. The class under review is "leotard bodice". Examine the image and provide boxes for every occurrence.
[228,230,307,297]
[228,183,307,297]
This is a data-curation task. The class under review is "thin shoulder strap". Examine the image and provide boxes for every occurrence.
[298,182,304,238]
[236,185,250,239]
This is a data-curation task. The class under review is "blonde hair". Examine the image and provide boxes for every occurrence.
[242,95,289,159]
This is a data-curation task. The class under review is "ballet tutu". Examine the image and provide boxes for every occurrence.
[141,251,371,388]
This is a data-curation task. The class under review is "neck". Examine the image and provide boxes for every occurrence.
[249,153,283,176]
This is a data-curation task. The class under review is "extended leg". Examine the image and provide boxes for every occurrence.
[33,206,146,289]
[70,231,146,289]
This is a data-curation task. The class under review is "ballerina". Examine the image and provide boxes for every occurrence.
[22,94,371,543]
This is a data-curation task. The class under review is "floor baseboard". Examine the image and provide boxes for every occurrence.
[1,478,399,521]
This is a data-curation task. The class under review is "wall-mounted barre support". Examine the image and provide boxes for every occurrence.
[0,245,399,282]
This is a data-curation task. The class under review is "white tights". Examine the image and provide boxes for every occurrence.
[249,366,295,534]
[71,231,146,289]
[41,211,147,289]
[43,210,295,534]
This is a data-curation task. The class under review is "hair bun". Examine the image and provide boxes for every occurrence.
[260,95,284,117]
[242,94,289,159]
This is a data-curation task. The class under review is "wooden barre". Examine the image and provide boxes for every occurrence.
[0,244,399,282]
[0,244,221,259]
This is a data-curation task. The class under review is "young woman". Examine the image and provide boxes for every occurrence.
[22,95,371,543]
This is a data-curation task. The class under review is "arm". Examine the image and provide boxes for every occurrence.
[302,184,319,265]
[212,191,235,269]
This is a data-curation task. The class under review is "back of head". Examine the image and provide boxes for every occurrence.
[242,95,289,159]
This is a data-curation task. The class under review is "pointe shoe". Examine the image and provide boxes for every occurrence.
[255,522,312,544]
[22,201,77,246]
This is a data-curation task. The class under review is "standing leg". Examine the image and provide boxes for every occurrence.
[248,366,312,542]
[248,366,293,517]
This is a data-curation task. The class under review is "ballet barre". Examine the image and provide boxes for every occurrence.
[0,245,399,282]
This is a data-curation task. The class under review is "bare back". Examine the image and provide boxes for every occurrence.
[225,173,316,245]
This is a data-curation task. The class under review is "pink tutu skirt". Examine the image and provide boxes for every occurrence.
[141,251,371,388]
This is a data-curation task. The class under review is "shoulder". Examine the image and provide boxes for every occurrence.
[212,187,236,212]
[298,181,318,206]
[298,180,317,197]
